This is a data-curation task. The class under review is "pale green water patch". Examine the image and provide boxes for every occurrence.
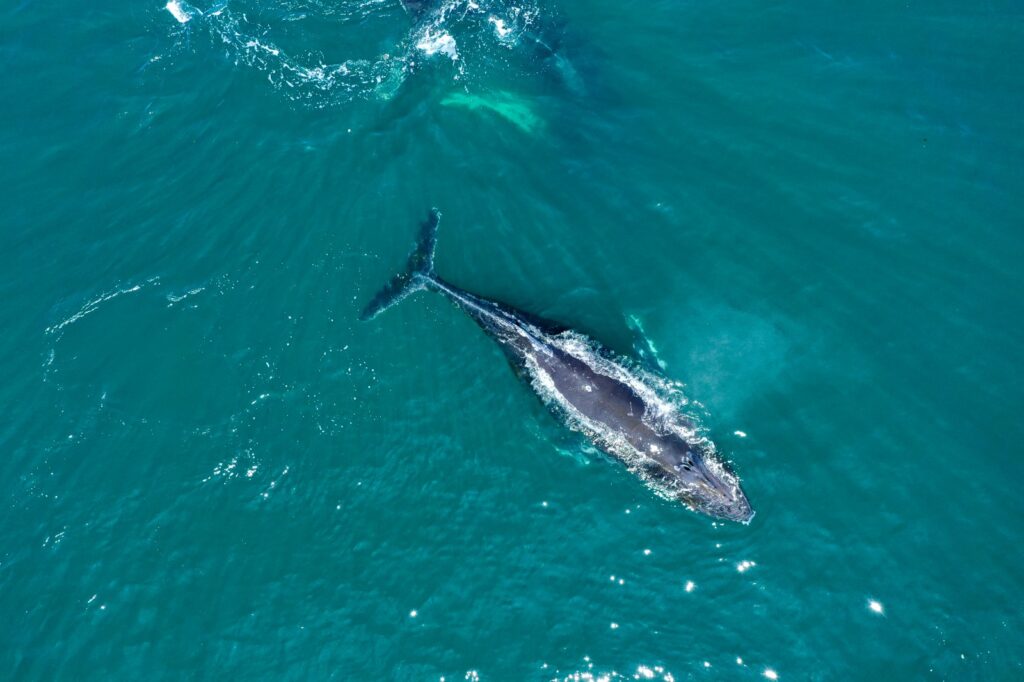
[440,91,543,134]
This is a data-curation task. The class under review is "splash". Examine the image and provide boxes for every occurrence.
[416,29,459,61]
[488,15,512,38]
[165,0,194,24]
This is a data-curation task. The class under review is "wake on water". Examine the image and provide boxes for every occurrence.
[163,0,543,107]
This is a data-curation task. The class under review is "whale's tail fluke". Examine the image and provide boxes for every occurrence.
[360,208,440,321]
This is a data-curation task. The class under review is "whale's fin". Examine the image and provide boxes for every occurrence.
[360,208,440,321]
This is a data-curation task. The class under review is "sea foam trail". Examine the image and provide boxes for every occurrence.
[45,278,161,336]
[162,0,541,106]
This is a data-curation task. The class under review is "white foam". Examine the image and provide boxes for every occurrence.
[488,16,512,38]
[46,281,149,335]
[170,4,411,107]
[164,0,543,106]
[245,39,280,57]
[166,285,205,305]
[165,0,192,24]
[416,30,458,61]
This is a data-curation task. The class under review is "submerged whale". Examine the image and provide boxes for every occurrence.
[362,210,753,523]
[402,0,585,96]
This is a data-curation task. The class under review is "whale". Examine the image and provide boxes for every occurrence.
[361,210,753,523]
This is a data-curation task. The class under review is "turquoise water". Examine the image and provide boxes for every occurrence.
[3,0,1023,678]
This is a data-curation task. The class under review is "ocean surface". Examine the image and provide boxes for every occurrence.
[3,0,1023,679]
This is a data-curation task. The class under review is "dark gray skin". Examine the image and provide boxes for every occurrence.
[362,210,753,523]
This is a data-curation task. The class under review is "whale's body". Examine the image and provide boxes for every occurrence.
[362,210,753,523]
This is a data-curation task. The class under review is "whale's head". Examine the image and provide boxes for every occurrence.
[658,439,754,523]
